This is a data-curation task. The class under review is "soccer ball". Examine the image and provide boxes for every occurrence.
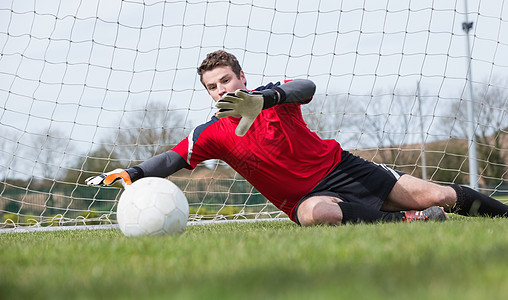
[117,177,189,237]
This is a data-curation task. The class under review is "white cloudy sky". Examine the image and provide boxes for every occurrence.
[1,0,507,179]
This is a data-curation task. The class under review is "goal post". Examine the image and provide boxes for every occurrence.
[1,0,507,228]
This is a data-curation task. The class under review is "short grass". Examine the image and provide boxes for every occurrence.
[2,216,508,300]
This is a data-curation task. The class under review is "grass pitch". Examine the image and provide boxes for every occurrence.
[2,216,508,299]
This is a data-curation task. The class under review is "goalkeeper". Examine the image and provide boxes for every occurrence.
[86,50,508,225]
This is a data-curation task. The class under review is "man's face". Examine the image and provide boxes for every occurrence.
[201,66,246,101]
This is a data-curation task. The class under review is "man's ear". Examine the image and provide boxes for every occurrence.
[240,70,247,87]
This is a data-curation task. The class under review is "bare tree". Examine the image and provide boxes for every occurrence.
[110,102,191,165]
[302,93,363,146]
[450,79,508,139]
[2,127,74,182]
[63,102,191,183]
[0,127,19,181]
[33,128,74,180]
[303,88,428,165]
[445,77,508,187]
[470,82,508,187]
[360,91,420,162]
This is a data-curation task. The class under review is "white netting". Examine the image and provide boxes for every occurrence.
[1,0,507,228]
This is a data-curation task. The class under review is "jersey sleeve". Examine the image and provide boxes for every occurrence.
[171,117,222,169]
[171,138,194,169]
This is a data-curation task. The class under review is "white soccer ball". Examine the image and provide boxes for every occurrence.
[117,177,189,237]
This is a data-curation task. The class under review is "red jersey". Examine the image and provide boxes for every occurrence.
[172,85,342,221]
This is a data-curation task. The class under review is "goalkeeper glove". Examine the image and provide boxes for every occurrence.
[85,168,133,186]
[215,89,279,136]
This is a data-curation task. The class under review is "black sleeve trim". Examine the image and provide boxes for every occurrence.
[273,86,287,104]
[261,89,279,110]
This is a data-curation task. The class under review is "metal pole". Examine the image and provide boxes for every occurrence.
[462,0,479,190]
[417,81,427,180]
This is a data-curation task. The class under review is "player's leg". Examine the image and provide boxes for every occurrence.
[296,195,422,226]
[450,184,508,217]
[382,174,508,217]
[381,174,456,212]
[295,152,446,226]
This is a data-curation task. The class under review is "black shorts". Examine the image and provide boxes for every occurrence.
[294,150,404,225]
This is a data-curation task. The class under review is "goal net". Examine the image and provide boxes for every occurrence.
[1,0,507,228]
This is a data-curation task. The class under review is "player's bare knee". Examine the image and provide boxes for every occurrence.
[297,196,343,226]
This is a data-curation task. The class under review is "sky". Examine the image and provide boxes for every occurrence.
[0,0,507,180]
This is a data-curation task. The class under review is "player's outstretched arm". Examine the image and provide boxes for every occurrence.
[85,150,188,186]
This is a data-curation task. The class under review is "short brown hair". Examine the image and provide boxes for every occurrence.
[197,50,243,85]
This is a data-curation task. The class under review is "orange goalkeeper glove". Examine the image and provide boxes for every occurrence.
[85,169,133,186]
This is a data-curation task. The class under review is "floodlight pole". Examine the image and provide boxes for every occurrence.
[462,0,479,190]
[417,81,427,181]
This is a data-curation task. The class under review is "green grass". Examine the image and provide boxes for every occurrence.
[2,216,508,299]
